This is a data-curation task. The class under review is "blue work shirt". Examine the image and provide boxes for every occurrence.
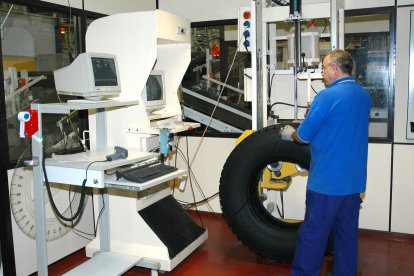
[297,77,371,195]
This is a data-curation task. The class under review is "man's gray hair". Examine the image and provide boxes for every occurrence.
[327,50,354,75]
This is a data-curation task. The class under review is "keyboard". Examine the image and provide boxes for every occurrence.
[115,160,178,183]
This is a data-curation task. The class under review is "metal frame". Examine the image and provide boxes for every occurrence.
[31,100,138,275]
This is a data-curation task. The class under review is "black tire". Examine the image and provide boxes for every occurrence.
[219,124,311,262]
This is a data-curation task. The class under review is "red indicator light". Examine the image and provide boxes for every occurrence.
[211,44,220,58]
[243,11,251,19]
[59,27,65,34]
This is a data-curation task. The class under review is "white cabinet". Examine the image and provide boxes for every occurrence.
[359,143,392,231]
[391,145,414,234]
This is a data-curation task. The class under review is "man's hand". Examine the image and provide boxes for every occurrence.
[280,125,296,142]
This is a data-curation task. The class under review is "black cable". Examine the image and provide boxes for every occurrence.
[68,186,95,240]
[322,18,328,34]
[43,154,107,222]
[270,101,307,109]
[93,192,106,236]
[269,72,276,99]
[275,190,285,219]
[179,193,219,209]
[311,84,319,94]
[185,136,204,227]
[172,136,180,196]
[176,146,215,213]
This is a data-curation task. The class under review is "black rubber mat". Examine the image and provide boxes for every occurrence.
[138,195,206,259]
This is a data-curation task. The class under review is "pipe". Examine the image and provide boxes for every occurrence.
[293,20,301,121]
[289,0,302,16]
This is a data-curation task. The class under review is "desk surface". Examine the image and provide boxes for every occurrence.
[32,99,139,113]
[46,149,157,171]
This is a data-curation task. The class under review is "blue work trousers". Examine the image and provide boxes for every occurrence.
[291,190,362,276]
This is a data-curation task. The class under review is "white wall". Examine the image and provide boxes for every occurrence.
[345,0,394,9]
[398,0,414,6]
[41,0,396,21]
[173,136,237,213]
[157,0,394,22]
[391,145,414,234]
[41,0,155,14]
[159,0,250,22]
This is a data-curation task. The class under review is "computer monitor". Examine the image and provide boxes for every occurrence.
[54,52,121,100]
[142,70,166,112]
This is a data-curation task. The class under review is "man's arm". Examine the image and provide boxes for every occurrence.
[292,131,302,144]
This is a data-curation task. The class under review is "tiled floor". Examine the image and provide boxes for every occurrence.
[43,212,414,276]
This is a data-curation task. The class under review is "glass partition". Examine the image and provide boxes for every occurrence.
[1,2,82,163]
[344,11,393,140]
[181,23,252,134]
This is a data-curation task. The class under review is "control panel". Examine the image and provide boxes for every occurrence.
[238,7,252,52]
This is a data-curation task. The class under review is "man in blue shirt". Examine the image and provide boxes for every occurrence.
[281,49,371,276]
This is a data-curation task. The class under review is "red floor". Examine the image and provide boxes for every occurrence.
[43,212,414,276]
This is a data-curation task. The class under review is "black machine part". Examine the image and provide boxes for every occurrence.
[290,0,302,15]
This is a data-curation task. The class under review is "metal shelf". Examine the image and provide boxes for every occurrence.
[63,252,142,276]
[45,149,158,188]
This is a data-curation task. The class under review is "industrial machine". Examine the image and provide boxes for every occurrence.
[219,0,340,261]
[83,9,206,273]
[24,9,205,276]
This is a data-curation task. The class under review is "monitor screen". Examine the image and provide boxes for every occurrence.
[54,52,121,100]
[142,71,166,112]
[145,75,163,101]
[92,57,118,86]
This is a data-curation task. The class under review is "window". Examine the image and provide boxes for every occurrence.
[181,23,251,134]
[344,10,394,140]
[1,2,104,164]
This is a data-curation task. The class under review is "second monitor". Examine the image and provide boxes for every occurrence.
[142,70,166,113]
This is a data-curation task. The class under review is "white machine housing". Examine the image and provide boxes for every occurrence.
[54,52,121,100]
[84,10,206,272]
[86,10,192,146]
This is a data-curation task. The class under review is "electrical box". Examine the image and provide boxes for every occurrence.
[238,7,252,52]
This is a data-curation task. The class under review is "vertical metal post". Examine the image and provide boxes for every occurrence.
[293,20,301,121]
[338,8,345,50]
[95,108,110,251]
[251,1,257,130]
[255,0,264,129]
[32,105,48,276]
[330,0,338,50]
[290,0,303,121]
